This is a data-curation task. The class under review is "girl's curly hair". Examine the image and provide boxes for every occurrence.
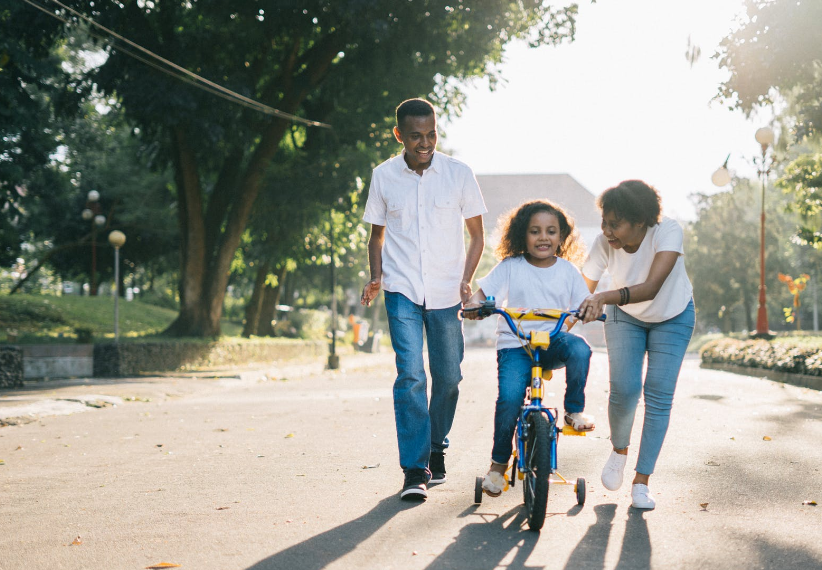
[495,200,585,266]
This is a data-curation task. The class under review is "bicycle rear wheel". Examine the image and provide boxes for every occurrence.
[522,411,551,531]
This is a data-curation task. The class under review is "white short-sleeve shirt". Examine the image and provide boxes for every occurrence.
[582,216,693,322]
[363,151,487,309]
[477,256,590,350]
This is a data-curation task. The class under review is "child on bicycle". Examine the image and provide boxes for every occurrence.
[464,200,595,497]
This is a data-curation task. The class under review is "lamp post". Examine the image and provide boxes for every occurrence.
[712,126,776,338]
[327,211,340,370]
[81,190,106,296]
[108,230,126,341]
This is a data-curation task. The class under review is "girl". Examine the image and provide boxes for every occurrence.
[578,180,695,510]
[465,200,595,497]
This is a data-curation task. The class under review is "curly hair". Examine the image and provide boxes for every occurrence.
[495,200,585,266]
[597,180,662,227]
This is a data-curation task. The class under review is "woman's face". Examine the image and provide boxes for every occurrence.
[601,211,646,252]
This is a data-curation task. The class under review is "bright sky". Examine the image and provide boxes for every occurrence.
[442,0,772,222]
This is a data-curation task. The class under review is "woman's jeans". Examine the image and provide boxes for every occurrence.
[492,332,592,464]
[605,299,695,475]
[384,291,464,473]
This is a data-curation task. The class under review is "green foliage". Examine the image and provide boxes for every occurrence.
[777,153,822,247]
[717,0,822,141]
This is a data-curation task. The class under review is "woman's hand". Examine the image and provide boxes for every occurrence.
[579,293,607,324]
[361,278,381,307]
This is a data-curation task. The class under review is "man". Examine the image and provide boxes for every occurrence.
[361,98,486,501]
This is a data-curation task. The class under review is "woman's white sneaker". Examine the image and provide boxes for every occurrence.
[631,483,656,509]
[601,451,628,491]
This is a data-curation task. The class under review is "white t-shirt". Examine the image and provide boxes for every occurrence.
[477,256,590,350]
[582,216,693,322]
[362,151,487,309]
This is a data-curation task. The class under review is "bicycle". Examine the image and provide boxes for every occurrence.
[462,296,606,531]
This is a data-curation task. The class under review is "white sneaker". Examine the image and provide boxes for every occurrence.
[631,483,656,509]
[601,450,628,491]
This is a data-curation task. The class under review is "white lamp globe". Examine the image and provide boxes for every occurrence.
[711,167,732,187]
[87,190,100,202]
[755,126,775,147]
[108,230,126,248]
[94,214,106,227]
[81,208,93,220]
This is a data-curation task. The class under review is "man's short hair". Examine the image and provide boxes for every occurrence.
[396,98,436,130]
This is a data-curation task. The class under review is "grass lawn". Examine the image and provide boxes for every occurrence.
[0,294,242,343]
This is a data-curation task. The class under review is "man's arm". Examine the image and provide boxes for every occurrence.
[460,215,485,303]
[361,224,385,306]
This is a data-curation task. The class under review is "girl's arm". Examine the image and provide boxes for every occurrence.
[579,251,679,323]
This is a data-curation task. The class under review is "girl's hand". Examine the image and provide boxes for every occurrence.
[361,279,381,307]
[579,293,606,323]
[462,301,483,320]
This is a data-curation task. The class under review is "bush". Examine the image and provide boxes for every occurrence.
[700,336,822,376]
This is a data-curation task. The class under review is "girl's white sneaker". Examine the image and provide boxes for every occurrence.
[631,483,656,509]
[601,450,628,491]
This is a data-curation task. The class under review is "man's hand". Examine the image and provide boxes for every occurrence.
[460,280,472,304]
[462,301,483,321]
[361,278,381,307]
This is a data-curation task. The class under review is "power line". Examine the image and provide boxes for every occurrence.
[20,0,331,128]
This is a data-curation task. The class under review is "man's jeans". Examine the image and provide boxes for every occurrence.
[384,291,464,473]
[492,332,592,464]
[604,300,695,475]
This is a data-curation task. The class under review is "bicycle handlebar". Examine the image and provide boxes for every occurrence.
[460,297,606,342]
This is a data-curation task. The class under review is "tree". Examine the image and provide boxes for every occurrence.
[686,179,798,333]
[34,0,580,336]
[716,0,822,140]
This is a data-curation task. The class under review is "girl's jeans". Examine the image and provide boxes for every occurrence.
[491,332,592,464]
[604,299,695,475]
[384,291,464,473]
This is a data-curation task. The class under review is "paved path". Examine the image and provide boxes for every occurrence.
[1,349,821,569]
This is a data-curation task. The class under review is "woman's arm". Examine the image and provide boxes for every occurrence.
[579,251,679,322]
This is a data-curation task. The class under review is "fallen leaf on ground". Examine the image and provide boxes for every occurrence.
[0,460,5,465]
[216,507,230,510]
[70,536,82,546]
[763,436,772,441]
[15,445,23,451]
[699,503,709,510]
[802,500,817,506]
[214,428,228,432]
[705,461,720,466]
[362,463,380,469]
[412,551,418,556]
[284,433,294,438]
[145,564,181,569]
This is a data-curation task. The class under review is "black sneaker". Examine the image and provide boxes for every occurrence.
[429,451,446,485]
[400,469,428,501]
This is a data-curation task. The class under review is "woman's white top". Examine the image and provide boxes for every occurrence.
[582,216,693,323]
[477,256,590,350]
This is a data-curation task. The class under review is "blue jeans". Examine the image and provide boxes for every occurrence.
[491,332,592,464]
[384,291,464,474]
[604,300,695,475]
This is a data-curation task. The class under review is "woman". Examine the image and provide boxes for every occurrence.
[578,180,695,510]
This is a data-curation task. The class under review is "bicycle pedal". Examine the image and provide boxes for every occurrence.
[561,425,588,436]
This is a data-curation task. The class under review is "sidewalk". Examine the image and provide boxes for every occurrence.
[0,350,395,427]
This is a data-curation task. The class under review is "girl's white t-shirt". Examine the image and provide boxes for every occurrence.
[477,256,590,350]
[582,216,693,323]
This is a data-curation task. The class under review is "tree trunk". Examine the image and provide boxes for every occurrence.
[742,287,754,333]
[259,267,287,336]
[242,262,270,337]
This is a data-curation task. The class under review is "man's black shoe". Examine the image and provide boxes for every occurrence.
[429,451,446,485]
[400,469,428,501]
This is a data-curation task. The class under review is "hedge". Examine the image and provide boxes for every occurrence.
[94,339,327,377]
[0,346,23,388]
[700,337,822,376]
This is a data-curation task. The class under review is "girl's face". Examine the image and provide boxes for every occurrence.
[525,211,561,267]
[601,211,646,253]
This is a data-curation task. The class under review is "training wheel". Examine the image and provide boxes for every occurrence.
[474,476,483,504]
[576,477,586,505]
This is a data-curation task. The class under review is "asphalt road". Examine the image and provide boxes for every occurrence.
[1,348,821,570]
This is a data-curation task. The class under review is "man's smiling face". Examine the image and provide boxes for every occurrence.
[394,114,437,172]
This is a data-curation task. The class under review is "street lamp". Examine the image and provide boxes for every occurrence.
[81,190,106,295]
[712,127,776,338]
[108,230,126,342]
[753,126,776,338]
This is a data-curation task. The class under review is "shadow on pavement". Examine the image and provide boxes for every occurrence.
[614,508,651,570]
[563,503,617,570]
[243,496,419,570]
[425,506,541,570]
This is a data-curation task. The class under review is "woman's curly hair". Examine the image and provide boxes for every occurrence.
[597,179,662,227]
[495,200,585,266]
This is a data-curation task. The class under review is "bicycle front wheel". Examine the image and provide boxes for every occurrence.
[522,411,552,531]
